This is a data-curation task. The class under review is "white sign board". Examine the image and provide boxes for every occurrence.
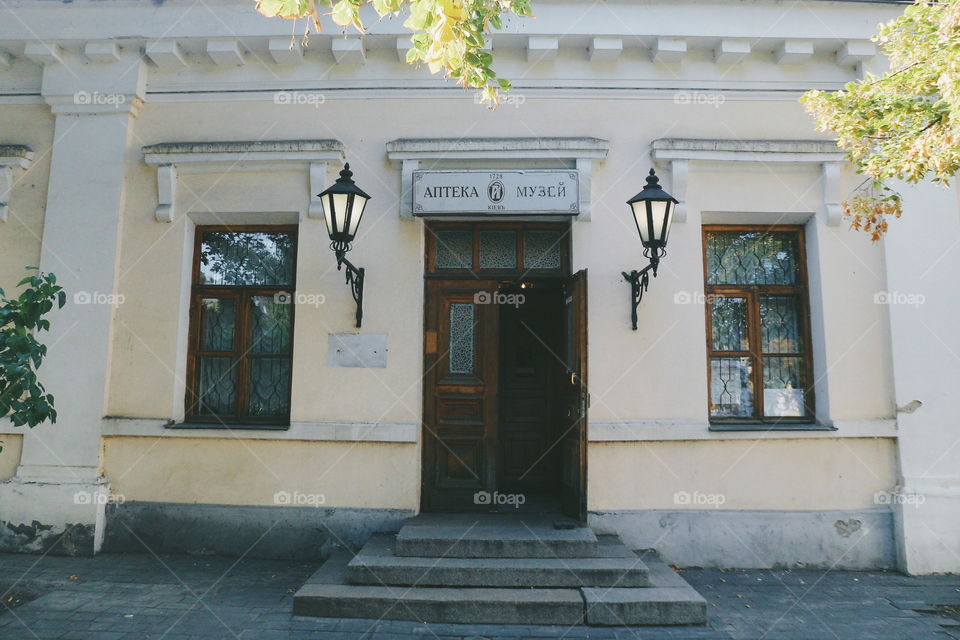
[412,170,579,216]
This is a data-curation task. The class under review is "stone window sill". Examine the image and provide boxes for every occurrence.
[708,423,837,433]
[166,422,290,432]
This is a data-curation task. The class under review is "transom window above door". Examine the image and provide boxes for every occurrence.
[702,226,814,425]
[426,222,570,276]
[186,226,297,427]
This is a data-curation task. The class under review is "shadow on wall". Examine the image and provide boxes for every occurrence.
[102,502,415,560]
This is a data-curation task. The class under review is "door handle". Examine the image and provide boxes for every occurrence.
[570,372,578,386]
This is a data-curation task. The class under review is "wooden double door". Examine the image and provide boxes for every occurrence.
[421,272,588,521]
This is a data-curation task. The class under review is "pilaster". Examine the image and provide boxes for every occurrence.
[0,47,144,555]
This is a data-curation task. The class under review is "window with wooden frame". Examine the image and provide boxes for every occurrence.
[186,225,297,426]
[702,225,814,424]
[425,222,571,277]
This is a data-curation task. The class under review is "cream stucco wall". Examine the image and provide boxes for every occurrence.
[103,436,418,509]
[0,434,22,481]
[90,95,898,514]
[589,438,897,511]
[0,104,53,292]
[104,96,894,427]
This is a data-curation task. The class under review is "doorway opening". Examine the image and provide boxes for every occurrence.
[420,222,588,521]
[496,281,564,512]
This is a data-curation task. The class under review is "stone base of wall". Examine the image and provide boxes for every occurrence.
[589,508,896,570]
[0,468,107,556]
[102,502,415,560]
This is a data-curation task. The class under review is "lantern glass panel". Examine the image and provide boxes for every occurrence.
[661,201,675,245]
[322,194,335,236]
[331,193,350,234]
[632,201,650,244]
[647,200,669,244]
[347,195,368,238]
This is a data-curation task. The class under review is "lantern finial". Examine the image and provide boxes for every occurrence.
[644,168,661,190]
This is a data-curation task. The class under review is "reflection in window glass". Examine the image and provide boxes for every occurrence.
[760,296,801,354]
[763,357,805,417]
[199,231,296,286]
[710,297,749,352]
[196,357,237,416]
[200,298,235,351]
[709,357,754,418]
[248,359,291,418]
[705,231,798,286]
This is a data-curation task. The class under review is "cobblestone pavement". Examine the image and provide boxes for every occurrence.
[1,551,958,639]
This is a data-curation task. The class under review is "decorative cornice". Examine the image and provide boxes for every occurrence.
[386,137,610,160]
[143,139,344,161]
[651,138,848,227]
[652,138,846,162]
[386,137,608,221]
[142,139,344,222]
[1,34,878,70]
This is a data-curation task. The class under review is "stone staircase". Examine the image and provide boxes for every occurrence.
[293,514,707,626]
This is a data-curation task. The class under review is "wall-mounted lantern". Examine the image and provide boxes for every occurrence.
[318,163,370,328]
[622,168,678,330]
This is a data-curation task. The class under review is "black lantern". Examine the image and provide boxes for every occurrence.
[622,168,678,330]
[318,163,370,327]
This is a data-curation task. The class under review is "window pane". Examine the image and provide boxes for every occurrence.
[710,357,755,418]
[479,230,517,269]
[199,231,295,286]
[250,296,292,354]
[247,358,291,418]
[760,295,801,354]
[763,357,806,417]
[449,303,475,374]
[199,298,235,351]
[196,357,237,416]
[435,230,473,269]
[524,230,563,270]
[710,297,749,351]
[706,231,799,286]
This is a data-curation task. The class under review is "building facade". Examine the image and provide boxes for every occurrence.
[0,0,956,574]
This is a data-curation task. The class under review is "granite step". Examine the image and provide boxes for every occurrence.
[582,549,708,626]
[293,540,707,626]
[394,513,598,558]
[347,532,649,587]
[293,548,585,625]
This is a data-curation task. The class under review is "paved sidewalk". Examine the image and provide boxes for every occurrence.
[0,551,958,639]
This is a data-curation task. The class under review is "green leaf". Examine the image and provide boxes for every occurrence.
[255,0,312,19]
